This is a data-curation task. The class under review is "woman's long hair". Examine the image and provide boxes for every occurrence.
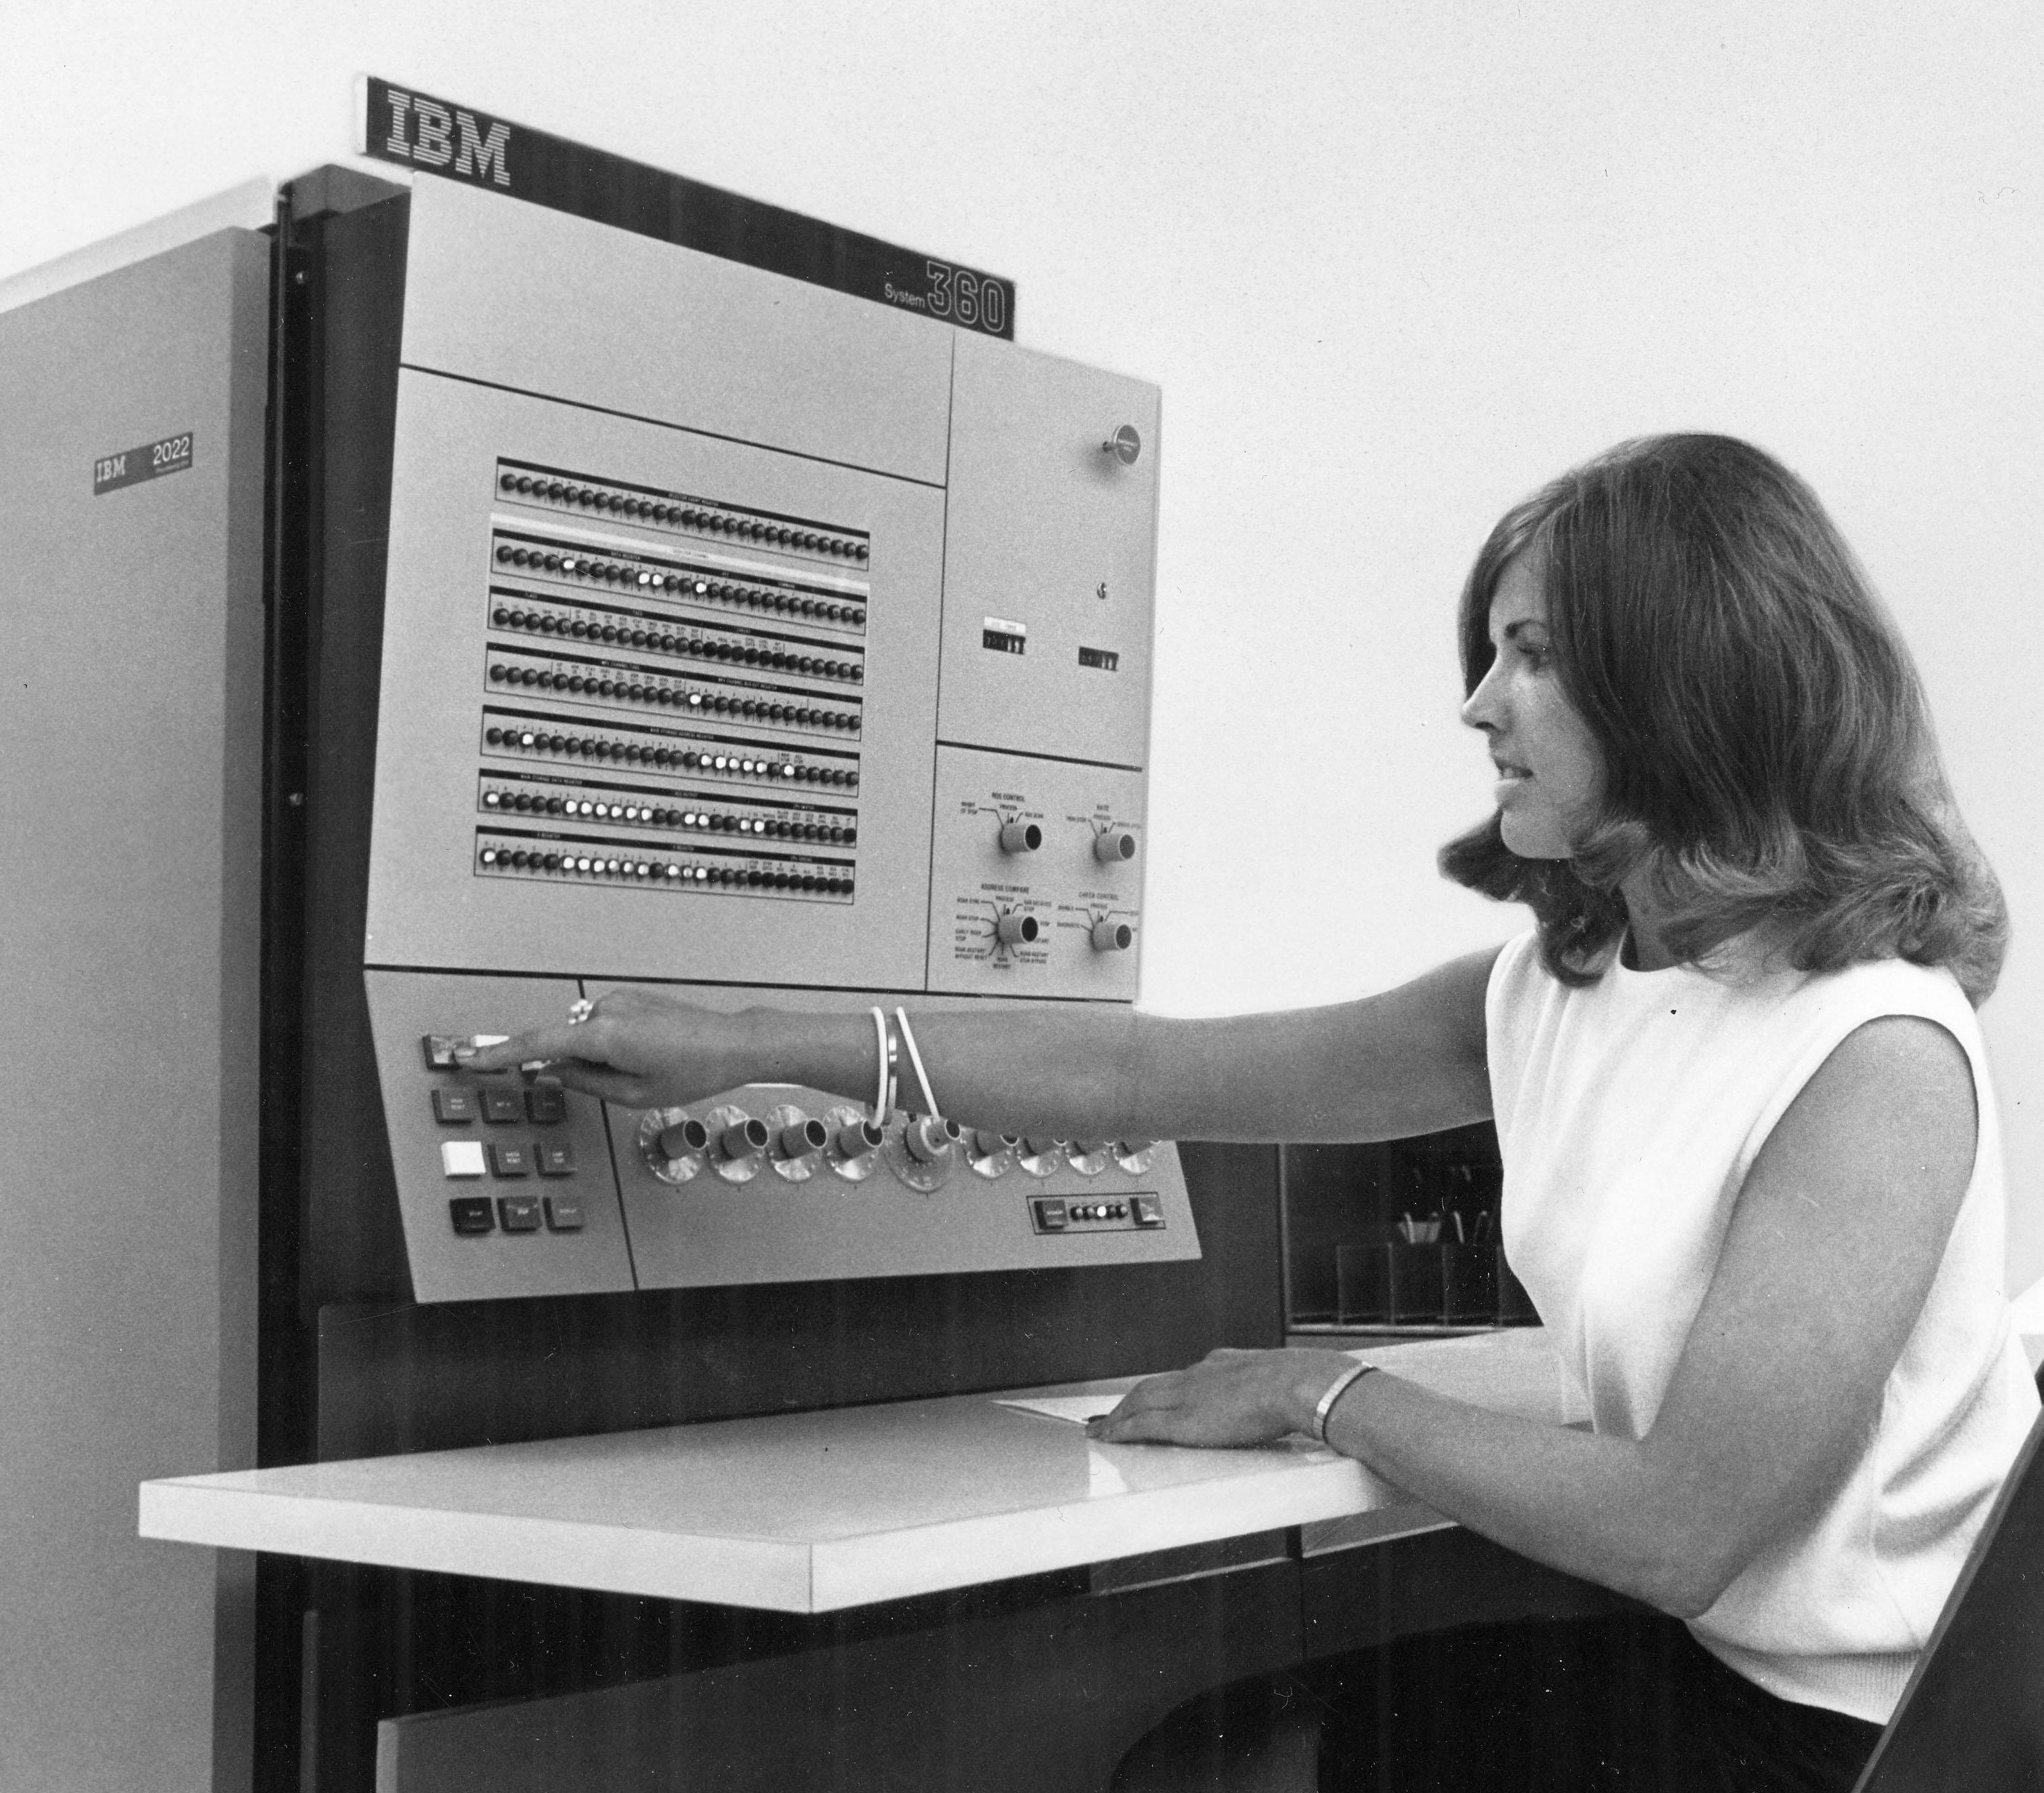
[1439,434,2007,1005]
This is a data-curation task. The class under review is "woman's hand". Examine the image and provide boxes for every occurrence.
[462,986,757,1109]
[1085,1349,1366,1448]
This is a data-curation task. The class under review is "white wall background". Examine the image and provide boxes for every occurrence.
[7,0,2039,1284]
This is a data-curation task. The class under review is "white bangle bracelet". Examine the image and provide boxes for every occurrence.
[869,1007,892,1123]
[1312,1362,1378,1444]
[894,1007,942,1120]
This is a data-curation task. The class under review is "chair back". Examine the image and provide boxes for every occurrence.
[1852,1392,2044,1791]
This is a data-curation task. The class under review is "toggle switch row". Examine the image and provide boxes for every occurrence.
[493,545,865,626]
[476,840,855,896]
[486,656,863,733]
[489,597,863,680]
[492,541,866,624]
[484,723,861,788]
[496,469,869,562]
[479,786,857,843]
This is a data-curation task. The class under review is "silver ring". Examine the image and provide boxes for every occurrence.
[566,998,595,1026]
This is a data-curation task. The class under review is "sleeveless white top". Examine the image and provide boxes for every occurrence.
[1488,930,2039,1723]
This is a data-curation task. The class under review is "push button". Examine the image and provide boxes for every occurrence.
[433,1088,479,1123]
[441,1140,487,1179]
[448,1196,495,1235]
[537,1141,576,1177]
[525,1086,568,1125]
[543,1195,585,1231]
[497,1196,543,1233]
[1131,1196,1164,1228]
[489,1141,533,1177]
[481,1086,524,1124]
[1031,1198,1069,1233]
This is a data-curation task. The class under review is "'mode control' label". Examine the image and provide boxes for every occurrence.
[94,433,192,496]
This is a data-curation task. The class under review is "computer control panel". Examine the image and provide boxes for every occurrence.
[365,176,1182,1301]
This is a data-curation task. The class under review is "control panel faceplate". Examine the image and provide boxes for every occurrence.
[370,969,1196,1300]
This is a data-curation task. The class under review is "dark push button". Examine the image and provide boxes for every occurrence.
[497,1196,543,1233]
[1131,1196,1164,1229]
[537,1141,576,1177]
[489,1141,533,1177]
[1031,1198,1069,1233]
[481,1086,525,1123]
[433,1088,479,1123]
[525,1085,568,1125]
[449,1196,495,1235]
[543,1195,585,1232]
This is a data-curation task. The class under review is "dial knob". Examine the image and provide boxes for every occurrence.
[835,1119,882,1162]
[998,820,1042,855]
[659,1117,709,1158]
[903,1115,959,1165]
[1093,830,1137,864]
[996,911,1040,946]
[776,1117,828,1160]
[1090,919,1133,953]
[716,1117,768,1163]
[971,1130,1015,1158]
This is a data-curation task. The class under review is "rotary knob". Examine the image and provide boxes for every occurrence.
[1093,830,1137,864]
[640,1108,709,1185]
[768,1107,830,1183]
[998,820,1042,855]
[705,1107,770,1183]
[1067,1138,1114,1177]
[889,1114,961,1192]
[824,1106,884,1181]
[1090,919,1133,953]
[661,1117,709,1158]
[777,1117,827,1160]
[1017,1135,1065,1178]
[1114,1139,1159,1174]
[966,1130,1018,1178]
[903,1115,958,1165]
[996,911,1041,947]
[718,1119,768,1162]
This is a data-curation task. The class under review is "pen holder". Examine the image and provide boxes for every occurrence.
[1496,1246,1540,1326]
[1385,1241,1444,1324]
[1335,1241,1391,1324]
[1440,1241,1499,1323]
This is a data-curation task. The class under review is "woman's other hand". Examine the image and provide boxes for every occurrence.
[1086,1349,1368,1448]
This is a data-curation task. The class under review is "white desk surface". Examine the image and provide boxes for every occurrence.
[139,1329,1576,1614]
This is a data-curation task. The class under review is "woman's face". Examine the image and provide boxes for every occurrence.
[1461,555,1607,859]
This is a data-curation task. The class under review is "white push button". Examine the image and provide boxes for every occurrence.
[441,1140,487,1179]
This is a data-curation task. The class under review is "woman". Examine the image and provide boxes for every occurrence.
[472,435,2038,1791]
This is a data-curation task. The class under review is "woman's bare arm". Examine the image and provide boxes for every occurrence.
[1090,1015,1978,1615]
[464,944,1501,1144]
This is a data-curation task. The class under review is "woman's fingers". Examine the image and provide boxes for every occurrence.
[1085,1352,1304,1448]
[530,1063,653,1106]
[465,1021,594,1073]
